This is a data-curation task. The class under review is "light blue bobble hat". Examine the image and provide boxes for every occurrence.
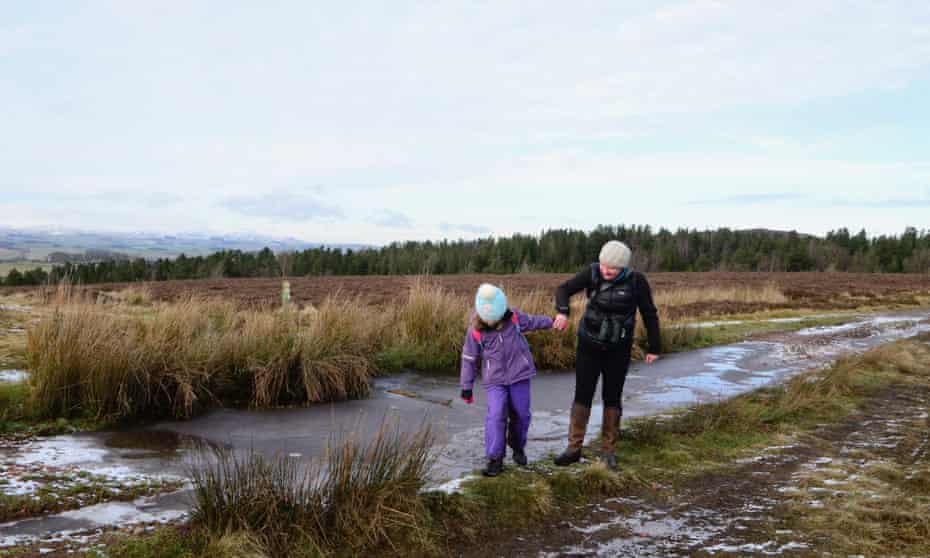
[475,283,507,323]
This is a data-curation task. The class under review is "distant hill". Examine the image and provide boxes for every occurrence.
[0,228,369,263]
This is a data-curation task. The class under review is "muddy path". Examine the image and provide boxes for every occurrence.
[478,377,930,557]
[1,309,929,549]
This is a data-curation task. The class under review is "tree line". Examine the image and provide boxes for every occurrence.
[2,225,929,286]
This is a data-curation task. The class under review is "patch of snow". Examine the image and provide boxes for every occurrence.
[0,478,39,496]
[57,501,187,525]
[0,370,28,383]
[13,437,108,468]
[428,475,477,495]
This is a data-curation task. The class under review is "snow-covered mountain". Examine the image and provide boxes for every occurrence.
[0,227,371,262]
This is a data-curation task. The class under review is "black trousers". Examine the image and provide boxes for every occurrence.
[573,337,633,410]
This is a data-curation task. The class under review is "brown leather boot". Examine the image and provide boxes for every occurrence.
[601,406,621,470]
[554,403,590,466]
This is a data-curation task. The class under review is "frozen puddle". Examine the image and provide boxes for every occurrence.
[0,370,28,383]
[545,505,726,558]
[0,492,190,548]
[11,436,110,468]
[686,315,831,329]
[796,314,924,337]
[0,433,190,547]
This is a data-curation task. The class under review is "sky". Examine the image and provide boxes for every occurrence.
[2,1,929,244]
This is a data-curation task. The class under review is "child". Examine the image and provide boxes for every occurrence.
[460,283,558,477]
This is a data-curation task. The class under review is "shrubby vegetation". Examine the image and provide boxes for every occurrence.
[3,225,929,286]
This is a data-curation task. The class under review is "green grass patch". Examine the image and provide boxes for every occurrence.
[461,471,553,526]
[85,527,203,558]
[0,380,110,436]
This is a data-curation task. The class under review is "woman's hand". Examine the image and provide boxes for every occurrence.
[645,354,659,364]
[553,313,569,331]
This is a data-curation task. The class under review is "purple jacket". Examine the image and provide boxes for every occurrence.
[460,309,554,390]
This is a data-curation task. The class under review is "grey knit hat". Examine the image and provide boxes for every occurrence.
[599,240,631,268]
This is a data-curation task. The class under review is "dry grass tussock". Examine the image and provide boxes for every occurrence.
[27,287,380,420]
[377,279,469,371]
[189,419,436,557]
[791,454,930,557]
[655,282,788,307]
[25,279,788,419]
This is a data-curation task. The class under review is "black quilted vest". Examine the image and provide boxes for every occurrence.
[578,264,637,348]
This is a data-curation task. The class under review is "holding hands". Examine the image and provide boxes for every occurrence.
[549,314,659,363]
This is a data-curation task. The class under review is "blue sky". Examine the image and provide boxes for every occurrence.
[2,1,929,244]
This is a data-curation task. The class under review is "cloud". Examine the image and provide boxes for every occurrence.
[684,191,930,210]
[372,210,414,228]
[686,192,807,206]
[439,222,492,235]
[831,195,930,209]
[221,191,344,222]
[84,190,184,207]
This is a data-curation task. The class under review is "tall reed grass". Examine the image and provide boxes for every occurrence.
[189,419,435,556]
[26,279,769,420]
[27,286,379,420]
[375,279,468,372]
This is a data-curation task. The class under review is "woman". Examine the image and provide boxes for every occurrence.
[552,240,660,469]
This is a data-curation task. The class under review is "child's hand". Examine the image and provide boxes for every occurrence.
[461,389,474,404]
[553,313,568,331]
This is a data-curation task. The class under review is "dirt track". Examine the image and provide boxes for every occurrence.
[463,381,930,557]
[12,272,928,319]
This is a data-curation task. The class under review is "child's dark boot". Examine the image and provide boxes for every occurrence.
[512,448,527,466]
[482,458,504,477]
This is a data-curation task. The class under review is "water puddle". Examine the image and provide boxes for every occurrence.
[0,492,190,549]
[686,313,847,329]
[545,504,725,557]
[102,429,212,460]
[0,370,28,383]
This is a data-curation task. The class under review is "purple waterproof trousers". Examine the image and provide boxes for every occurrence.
[485,379,531,460]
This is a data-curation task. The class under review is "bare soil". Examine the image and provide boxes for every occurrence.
[6,272,930,318]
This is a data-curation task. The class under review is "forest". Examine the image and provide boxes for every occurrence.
[2,225,929,286]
